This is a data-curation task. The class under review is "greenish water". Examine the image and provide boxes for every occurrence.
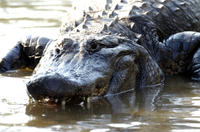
[0,0,200,132]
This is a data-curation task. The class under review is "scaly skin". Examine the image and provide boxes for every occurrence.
[0,36,52,72]
[61,0,200,75]
[1,0,200,102]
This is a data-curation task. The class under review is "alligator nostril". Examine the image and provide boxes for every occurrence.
[55,48,60,54]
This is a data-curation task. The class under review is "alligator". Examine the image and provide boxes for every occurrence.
[1,0,200,103]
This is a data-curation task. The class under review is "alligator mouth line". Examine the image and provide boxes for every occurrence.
[28,83,110,106]
[28,80,164,106]
[27,71,116,106]
[29,96,89,106]
[91,83,109,96]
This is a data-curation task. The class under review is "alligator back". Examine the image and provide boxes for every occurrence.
[62,0,200,41]
[133,0,200,39]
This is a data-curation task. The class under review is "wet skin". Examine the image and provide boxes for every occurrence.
[1,31,200,103]
[1,0,200,103]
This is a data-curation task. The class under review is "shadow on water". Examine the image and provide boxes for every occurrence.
[0,69,33,78]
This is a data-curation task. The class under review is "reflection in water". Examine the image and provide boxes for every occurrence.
[0,0,200,132]
[25,86,161,131]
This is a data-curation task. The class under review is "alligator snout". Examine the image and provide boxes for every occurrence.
[26,74,87,101]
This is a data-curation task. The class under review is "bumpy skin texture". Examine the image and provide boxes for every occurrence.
[1,0,200,101]
[0,36,52,72]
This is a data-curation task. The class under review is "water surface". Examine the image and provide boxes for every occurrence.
[0,0,200,132]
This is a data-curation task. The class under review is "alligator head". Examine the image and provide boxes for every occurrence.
[26,34,164,104]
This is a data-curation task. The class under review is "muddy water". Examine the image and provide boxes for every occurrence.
[0,0,200,132]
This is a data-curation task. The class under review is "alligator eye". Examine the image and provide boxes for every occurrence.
[91,42,98,50]
[87,40,101,53]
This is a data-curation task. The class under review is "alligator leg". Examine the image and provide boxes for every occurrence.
[188,48,200,81]
[0,36,52,72]
[162,31,200,79]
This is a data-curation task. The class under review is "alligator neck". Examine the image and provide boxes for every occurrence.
[129,15,163,61]
[138,25,162,61]
[101,16,163,62]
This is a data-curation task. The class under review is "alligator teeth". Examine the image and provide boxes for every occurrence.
[29,98,34,103]
[55,99,59,103]
[44,97,50,102]
[87,97,91,103]
[79,101,84,106]
[34,100,38,104]
[61,100,66,106]
[61,100,66,110]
